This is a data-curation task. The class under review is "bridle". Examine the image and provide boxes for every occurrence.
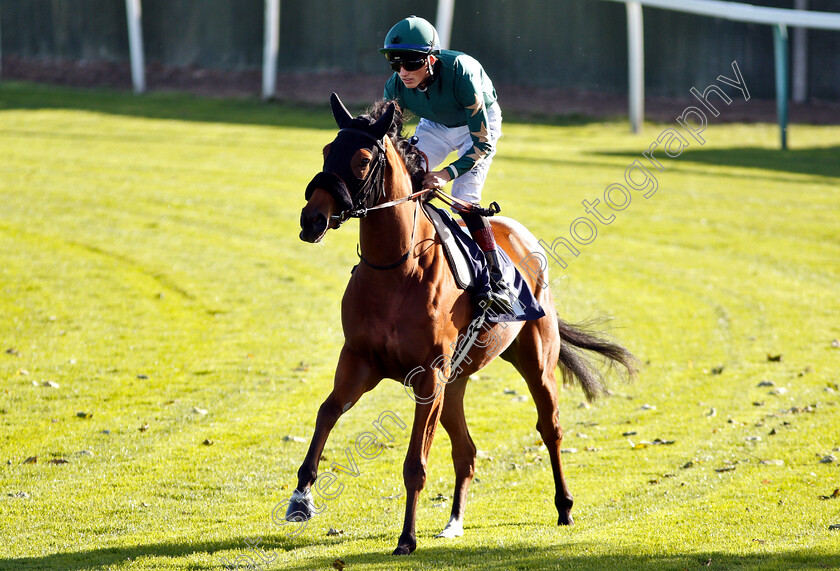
[328,128,389,227]
[306,122,500,271]
[319,128,429,271]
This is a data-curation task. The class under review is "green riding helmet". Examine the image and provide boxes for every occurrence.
[379,15,440,62]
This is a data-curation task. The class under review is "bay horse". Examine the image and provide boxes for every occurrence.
[291,93,636,555]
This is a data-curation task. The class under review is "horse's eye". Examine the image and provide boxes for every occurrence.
[360,158,371,167]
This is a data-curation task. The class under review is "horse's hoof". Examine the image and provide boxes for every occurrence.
[392,544,415,556]
[435,516,464,538]
[557,511,574,526]
[285,488,317,522]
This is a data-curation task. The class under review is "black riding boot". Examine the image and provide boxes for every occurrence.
[460,211,515,314]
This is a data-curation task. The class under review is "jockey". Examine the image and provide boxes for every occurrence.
[380,15,513,313]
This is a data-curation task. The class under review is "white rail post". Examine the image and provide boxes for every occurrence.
[792,0,808,103]
[626,2,644,134]
[773,24,789,150]
[125,0,146,93]
[0,4,3,82]
[262,0,280,101]
[436,0,455,50]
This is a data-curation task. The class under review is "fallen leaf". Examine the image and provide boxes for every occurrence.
[202,439,213,446]
[622,431,637,436]
[710,365,725,375]
[139,423,149,432]
[829,524,840,531]
[767,354,783,362]
[327,528,344,536]
[503,388,517,395]
[652,438,675,445]
[137,374,149,379]
[23,456,38,464]
[293,361,309,372]
[332,559,346,571]
[48,458,69,464]
[640,404,656,411]
[759,459,784,466]
[706,408,717,418]
[682,461,694,469]
[771,387,788,396]
[715,466,736,473]
[7,491,29,498]
[191,407,208,415]
[831,339,840,348]
[560,448,578,454]
[819,455,836,464]
[283,435,306,443]
[752,538,766,544]
[42,380,60,389]
[701,558,712,566]
[76,411,93,419]
[5,348,20,356]
[757,380,774,387]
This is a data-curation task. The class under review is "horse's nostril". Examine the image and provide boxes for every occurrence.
[300,211,329,242]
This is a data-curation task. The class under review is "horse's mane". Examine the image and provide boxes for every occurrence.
[361,100,426,190]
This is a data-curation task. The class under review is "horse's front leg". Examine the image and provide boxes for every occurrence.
[286,346,380,521]
[394,367,445,555]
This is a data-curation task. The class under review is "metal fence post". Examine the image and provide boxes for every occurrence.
[262,0,280,101]
[626,2,644,134]
[125,0,146,93]
[436,0,455,50]
[772,23,789,150]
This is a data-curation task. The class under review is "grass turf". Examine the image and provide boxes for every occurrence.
[0,81,838,570]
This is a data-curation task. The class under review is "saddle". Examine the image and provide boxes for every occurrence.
[421,202,545,323]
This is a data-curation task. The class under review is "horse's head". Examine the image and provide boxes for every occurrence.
[300,93,396,243]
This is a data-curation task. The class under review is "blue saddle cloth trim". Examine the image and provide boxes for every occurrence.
[427,204,546,323]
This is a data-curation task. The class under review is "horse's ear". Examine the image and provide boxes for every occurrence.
[371,102,396,141]
[330,92,353,129]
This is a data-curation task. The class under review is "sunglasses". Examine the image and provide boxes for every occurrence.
[389,58,427,73]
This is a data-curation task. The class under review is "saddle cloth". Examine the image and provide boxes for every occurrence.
[421,202,545,323]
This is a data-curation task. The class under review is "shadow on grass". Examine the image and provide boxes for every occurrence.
[3,535,838,570]
[0,80,337,130]
[596,146,840,180]
[281,545,840,571]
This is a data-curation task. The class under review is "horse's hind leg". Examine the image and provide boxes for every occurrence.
[502,317,575,525]
[436,376,475,539]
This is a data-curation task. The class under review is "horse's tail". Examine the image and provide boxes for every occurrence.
[556,317,638,401]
